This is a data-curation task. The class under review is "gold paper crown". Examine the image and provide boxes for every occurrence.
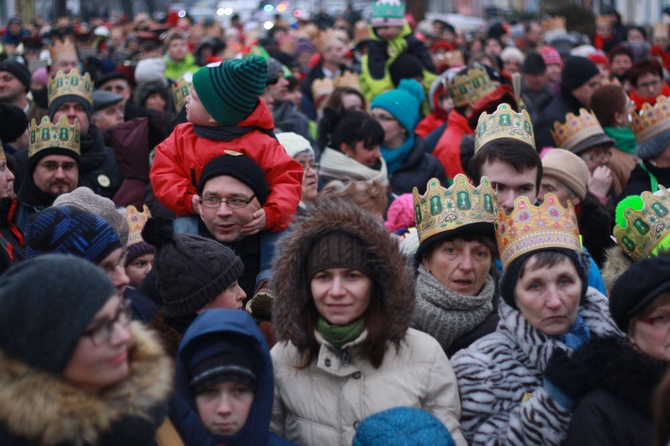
[446,67,495,107]
[474,103,535,153]
[29,116,81,158]
[550,108,606,152]
[312,77,335,100]
[354,20,371,43]
[613,186,670,261]
[630,96,670,144]
[443,50,465,68]
[542,16,566,32]
[413,175,496,246]
[172,78,192,112]
[126,204,152,247]
[654,23,669,38]
[49,37,77,60]
[334,71,361,91]
[48,69,94,107]
[495,193,581,269]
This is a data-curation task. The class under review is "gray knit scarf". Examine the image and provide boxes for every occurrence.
[414,264,495,351]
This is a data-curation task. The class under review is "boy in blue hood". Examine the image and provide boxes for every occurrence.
[170,309,295,445]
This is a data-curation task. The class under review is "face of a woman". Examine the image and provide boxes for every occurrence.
[422,238,492,297]
[371,108,405,147]
[629,293,670,362]
[61,296,132,393]
[340,93,363,112]
[342,140,381,168]
[310,268,372,326]
[514,255,582,336]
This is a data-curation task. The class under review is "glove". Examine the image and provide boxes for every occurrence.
[543,348,589,410]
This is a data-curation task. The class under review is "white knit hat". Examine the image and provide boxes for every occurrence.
[134,57,167,86]
[277,132,314,158]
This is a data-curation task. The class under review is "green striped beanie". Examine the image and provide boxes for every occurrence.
[192,56,268,126]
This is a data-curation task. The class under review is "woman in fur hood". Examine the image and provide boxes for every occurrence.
[0,255,173,445]
[269,200,467,446]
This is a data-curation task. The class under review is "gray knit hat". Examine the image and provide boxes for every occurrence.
[636,127,670,161]
[142,218,244,318]
[0,254,115,375]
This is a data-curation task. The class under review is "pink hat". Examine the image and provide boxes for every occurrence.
[588,52,610,69]
[384,193,415,233]
[31,66,48,86]
[540,46,563,68]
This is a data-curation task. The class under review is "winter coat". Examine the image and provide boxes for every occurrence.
[451,287,621,446]
[577,193,615,268]
[433,110,473,180]
[269,202,467,446]
[0,322,173,445]
[521,83,553,125]
[390,135,447,195]
[564,336,667,446]
[109,117,152,208]
[169,310,296,446]
[533,89,584,151]
[621,160,670,198]
[150,100,303,230]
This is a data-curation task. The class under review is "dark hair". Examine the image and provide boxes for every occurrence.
[608,44,633,62]
[286,75,301,92]
[654,369,670,446]
[518,250,572,279]
[317,108,384,154]
[589,84,628,127]
[323,86,367,112]
[626,25,648,41]
[628,59,663,87]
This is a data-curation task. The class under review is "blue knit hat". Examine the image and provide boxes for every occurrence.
[370,78,425,133]
[352,407,456,446]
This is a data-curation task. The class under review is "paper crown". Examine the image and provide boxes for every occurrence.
[29,116,81,158]
[312,77,334,100]
[372,0,406,20]
[49,38,77,60]
[48,69,94,107]
[316,28,348,52]
[630,96,670,144]
[438,50,465,68]
[334,71,361,91]
[354,20,371,43]
[613,186,670,261]
[654,23,669,38]
[126,204,152,247]
[413,174,496,246]
[172,78,192,112]
[446,67,495,108]
[474,103,535,153]
[496,193,581,269]
[550,108,606,152]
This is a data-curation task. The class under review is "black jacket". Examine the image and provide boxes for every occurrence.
[390,134,447,195]
[577,193,615,268]
[620,160,670,199]
[533,89,584,151]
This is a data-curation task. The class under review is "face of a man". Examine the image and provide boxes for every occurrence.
[267,75,289,103]
[480,159,538,215]
[100,79,131,106]
[0,71,26,103]
[91,103,124,133]
[323,40,347,65]
[198,175,262,243]
[50,53,79,76]
[167,38,188,62]
[32,154,79,196]
[523,72,546,92]
[52,101,90,134]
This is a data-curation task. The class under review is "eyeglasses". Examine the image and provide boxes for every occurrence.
[637,79,662,90]
[638,313,670,330]
[38,161,77,172]
[580,148,612,163]
[200,194,256,209]
[84,299,133,345]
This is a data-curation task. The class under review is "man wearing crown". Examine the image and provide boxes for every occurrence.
[48,38,79,77]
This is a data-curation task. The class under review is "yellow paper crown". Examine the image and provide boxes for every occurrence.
[446,67,495,108]
[496,193,581,269]
[334,71,361,91]
[49,38,77,60]
[550,108,606,152]
[613,186,670,261]
[654,23,669,38]
[312,77,335,100]
[354,20,371,43]
[316,28,348,52]
[29,116,81,158]
[413,175,497,247]
[474,103,535,153]
[172,78,192,112]
[630,96,670,144]
[126,204,152,247]
[48,69,93,107]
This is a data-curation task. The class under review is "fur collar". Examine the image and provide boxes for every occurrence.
[0,322,173,445]
[601,244,634,291]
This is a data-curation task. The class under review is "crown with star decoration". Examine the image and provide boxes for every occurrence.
[630,96,670,144]
[446,67,495,108]
[474,103,535,153]
[550,108,606,152]
[29,116,80,158]
[48,69,93,107]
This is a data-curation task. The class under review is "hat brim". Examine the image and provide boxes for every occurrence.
[415,222,495,261]
[618,279,670,331]
[570,134,615,155]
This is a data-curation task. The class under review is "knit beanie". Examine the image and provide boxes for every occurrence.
[540,46,563,68]
[560,56,600,93]
[637,127,670,161]
[389,53,424,88]
[277,131,314,158]
[352,407,456,446]
[141,218,244,318]
[384,193,415,233]
[588,52,610,69]
[134,57,167,86]
[500,46,525,64]
[306,231,372,281]
[371,0,406,27]
[370,78,425,133]
[54,187,130,247]
[522,52,546,74]
[0,60,30,91]
[25,205,122,264]
[266,57,285,85]
[197,153,269,206]
[0,254,115,376]
[0,103,27,143]
[295,39,316,55]
[192,57,268,126]
[541,149,589,200]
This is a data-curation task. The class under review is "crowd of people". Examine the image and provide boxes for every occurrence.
[1,1,670,445]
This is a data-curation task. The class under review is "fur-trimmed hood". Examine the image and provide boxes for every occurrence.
[0,322,173,445]
[271,201,415,348]
[601,244,634,292]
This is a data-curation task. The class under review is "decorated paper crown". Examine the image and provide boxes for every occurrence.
[413,174,496,247]
[550,108,606,152]
[613,186,670,261]
[630,96,670,144]
[372,0,405,20]
[29,116,81,158]
[474,103,535,153]
[172,78,192,112]
[49,38,77,60]
[48,69,93,107]
[496,193,581,269]
[446,67,495,108]
[354,20,371,43]
[126,204,152,247]
[312,77,335,100]
[334,71,361,91]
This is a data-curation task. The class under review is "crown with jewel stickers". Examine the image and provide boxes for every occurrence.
[495,193,581,269]
[550,108,607,153]
[475,103,535,153]
[29,116,80,158]
[446,67,495,107]
[630,96,670,144]
[334,71,361,91]
[172,78,192,112]
[413,174,497,248]
[126,204,152,247]
[49,37,77,60]
[48,69,93,107]
[613,185,670,261]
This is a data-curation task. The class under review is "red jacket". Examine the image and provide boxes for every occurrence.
[150,100,303,231]
[432,110,473,180]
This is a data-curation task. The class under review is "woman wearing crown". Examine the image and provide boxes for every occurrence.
[411,174,500,357]
[451,193,621,445]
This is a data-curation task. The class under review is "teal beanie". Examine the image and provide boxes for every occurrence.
[371,78,425,133]
[192,56,268,126]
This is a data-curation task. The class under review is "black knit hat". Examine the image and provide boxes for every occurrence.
[0,103,27,143]
[0,60,30,90]
[560,56,600,92]
[306,231,372,281]
[0,254,115,375]
[188,336,258,395]
[522,52,546,75]
[94,71,129,89]
[142,218,245,318]
[198,154,269,206]
[47,94,93,122]
[389,53,424,88]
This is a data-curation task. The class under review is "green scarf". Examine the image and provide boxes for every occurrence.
[604,127,637,155]
[316,317,365,350]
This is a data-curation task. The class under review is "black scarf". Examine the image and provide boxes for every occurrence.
[79,126,107,171]
[17,176,57,208]
[192,124,276,142]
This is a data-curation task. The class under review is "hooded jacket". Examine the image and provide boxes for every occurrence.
[269,202,467,446]
[170,309,295,446]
